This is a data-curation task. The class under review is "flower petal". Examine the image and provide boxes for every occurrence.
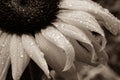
[59,0,120,35]
[35,33,66,72]
[95,10,120,35]
[41,27,75,71]
[58,10,103,35]
[22,34,50,78]
[69,39,98,65]
[10,34,30,80]
[0,33,11,80]
[84,31,108,64]
[53,21,93,48]
[92,40,108,65]
[59,0,102,11]
[53,21,102,63]
[58,11,106,50]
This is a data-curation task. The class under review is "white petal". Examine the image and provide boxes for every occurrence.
[59,0,102,12]
[35,33,66,71]
[59,0,120,35]
[10,34,30,80]
[22,34,50,78]
[53,21,93,47]
[0,33,11,80]
[58,11,104,37]
[58,11,106,50]
[96,10,120,35]
[41,27,75,71]
[54,21,104,62]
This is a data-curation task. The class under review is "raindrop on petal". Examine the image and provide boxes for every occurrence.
[42,27,75,71]
[35,33,66,72]
[0,33,11,80]
[22,34,50,78]
[10,34,30,80]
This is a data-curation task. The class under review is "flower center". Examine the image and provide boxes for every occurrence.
[0,0,60,35]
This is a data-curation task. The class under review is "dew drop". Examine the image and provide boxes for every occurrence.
[1,61,4,64]
[20,54,24,58]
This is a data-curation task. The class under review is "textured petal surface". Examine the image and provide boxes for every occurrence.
[58,11,106,50]
[53,21,93,47]
[35,33,66,71]
[59,0,102,11]
[41,27,75,71]
[95,10,120,35]
[10,34,30,80]
[0,33,11,80]
[58,10,103,34]
[59,0,120,35]
[22,34,50,78]
[53,22,97,63]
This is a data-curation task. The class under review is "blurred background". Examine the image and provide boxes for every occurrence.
[85,0,120,80]
[94,0,120,19]
[94,0,120,75]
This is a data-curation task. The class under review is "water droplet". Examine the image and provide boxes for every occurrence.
[20,54,24,58]
[1,62,4,64]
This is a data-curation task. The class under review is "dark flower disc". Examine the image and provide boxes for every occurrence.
[0,0,60,35]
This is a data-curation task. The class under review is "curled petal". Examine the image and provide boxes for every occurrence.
[41,27,75,71]
[69,39,98,65]
[59,0,120,35]
[53,21,102,63]
[53,21,93,47]
[95,10,120,35]
[85,31,108,64]
[0,33,11,80]
[10,34,30,80]
[35,33,66,71]
[58,10,104,36]
[58,11,106,50]
[92,40,108,65]
[22,34,50,78]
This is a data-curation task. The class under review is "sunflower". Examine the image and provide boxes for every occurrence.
[0,0,120,80]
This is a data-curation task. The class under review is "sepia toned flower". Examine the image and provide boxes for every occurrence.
[0,0,120,80]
